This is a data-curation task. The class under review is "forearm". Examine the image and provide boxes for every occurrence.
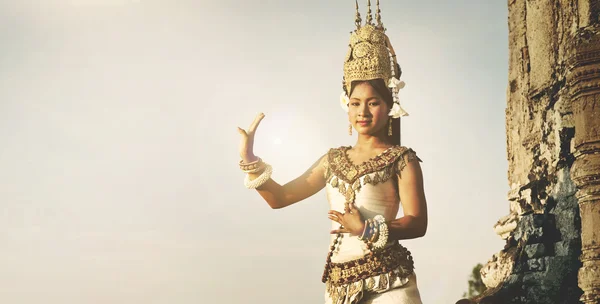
[241,156,285,209]
[387,215,427,241]
[247,172,288,209]
[243,152,327,209]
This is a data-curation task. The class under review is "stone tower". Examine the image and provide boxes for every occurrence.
[476,1,600,303]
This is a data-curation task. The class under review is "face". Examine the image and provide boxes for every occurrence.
[348,81,390,136]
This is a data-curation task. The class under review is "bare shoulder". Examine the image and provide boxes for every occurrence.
[309,147,341,177]
[271,148,334,208]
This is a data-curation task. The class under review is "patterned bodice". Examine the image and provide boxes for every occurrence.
[323,145,421,263]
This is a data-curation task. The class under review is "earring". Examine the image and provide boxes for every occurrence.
[388,119,393,136]
[349,123,353,135]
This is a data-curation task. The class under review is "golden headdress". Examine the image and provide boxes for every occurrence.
[340,0,408,118]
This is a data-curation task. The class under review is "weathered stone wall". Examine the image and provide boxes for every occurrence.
[475,0,600,303]
[568,28,600,304]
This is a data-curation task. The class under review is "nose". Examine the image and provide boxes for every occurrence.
[358,103,370,117]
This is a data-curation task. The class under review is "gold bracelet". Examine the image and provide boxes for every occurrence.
[243,163,266,174]
[239,157,263,171]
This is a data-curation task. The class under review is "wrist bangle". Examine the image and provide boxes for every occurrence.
[240,157,260,165]
[239,157,263,172]
[369,221,379,243]
[358,220,369,240]
[242,162,266,174]
[244,163,273,189]
[372,215,389,249]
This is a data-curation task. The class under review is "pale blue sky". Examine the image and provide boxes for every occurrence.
[1,1,509,303]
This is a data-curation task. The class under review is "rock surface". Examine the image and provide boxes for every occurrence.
[476,0,600,303]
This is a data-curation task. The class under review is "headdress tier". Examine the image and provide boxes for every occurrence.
[341,0,407,118]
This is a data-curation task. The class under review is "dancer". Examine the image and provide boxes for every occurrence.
[237,1,427,303]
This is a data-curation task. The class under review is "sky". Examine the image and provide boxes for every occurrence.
[0,1,509,303]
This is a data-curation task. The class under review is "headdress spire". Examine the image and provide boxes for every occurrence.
[366,0,373,25]
[376,0,383,28]
[341,0,409,118]
[354,0,362,29]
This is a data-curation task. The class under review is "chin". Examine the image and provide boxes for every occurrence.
[356,125,381,133]
[357,129,380,136]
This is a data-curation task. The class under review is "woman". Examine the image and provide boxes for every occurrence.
[237,2,427,303]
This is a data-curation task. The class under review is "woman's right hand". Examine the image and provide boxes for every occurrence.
[237,113,265,163]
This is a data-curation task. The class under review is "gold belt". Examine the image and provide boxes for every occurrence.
[326,242,415,287]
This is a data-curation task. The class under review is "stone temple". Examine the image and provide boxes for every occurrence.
[470,1,600,303]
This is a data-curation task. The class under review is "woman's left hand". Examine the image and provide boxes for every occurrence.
[328,203,365,236]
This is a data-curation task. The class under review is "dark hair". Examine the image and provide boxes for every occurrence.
[348,78,401,146]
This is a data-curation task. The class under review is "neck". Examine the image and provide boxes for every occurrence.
[355,132,393,150]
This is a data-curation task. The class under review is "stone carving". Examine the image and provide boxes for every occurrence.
[474,0,600,303]
[568,32,600,304]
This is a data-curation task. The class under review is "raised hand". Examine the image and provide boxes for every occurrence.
[237,113,265,163]
[328,203,365,236]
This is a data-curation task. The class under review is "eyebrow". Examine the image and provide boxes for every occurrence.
[349,97,380,101]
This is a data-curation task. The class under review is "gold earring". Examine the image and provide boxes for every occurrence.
[349,123,353,135]
[388,119,393,136]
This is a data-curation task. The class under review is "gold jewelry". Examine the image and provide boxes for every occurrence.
[348,123,352,135]
[325,242,414,286]
[341,1,410,119]
[388,118,393,136]
[239,158,265,173]
[239,157,261,165]
[343,0,399,94]
[243,165,266,174]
